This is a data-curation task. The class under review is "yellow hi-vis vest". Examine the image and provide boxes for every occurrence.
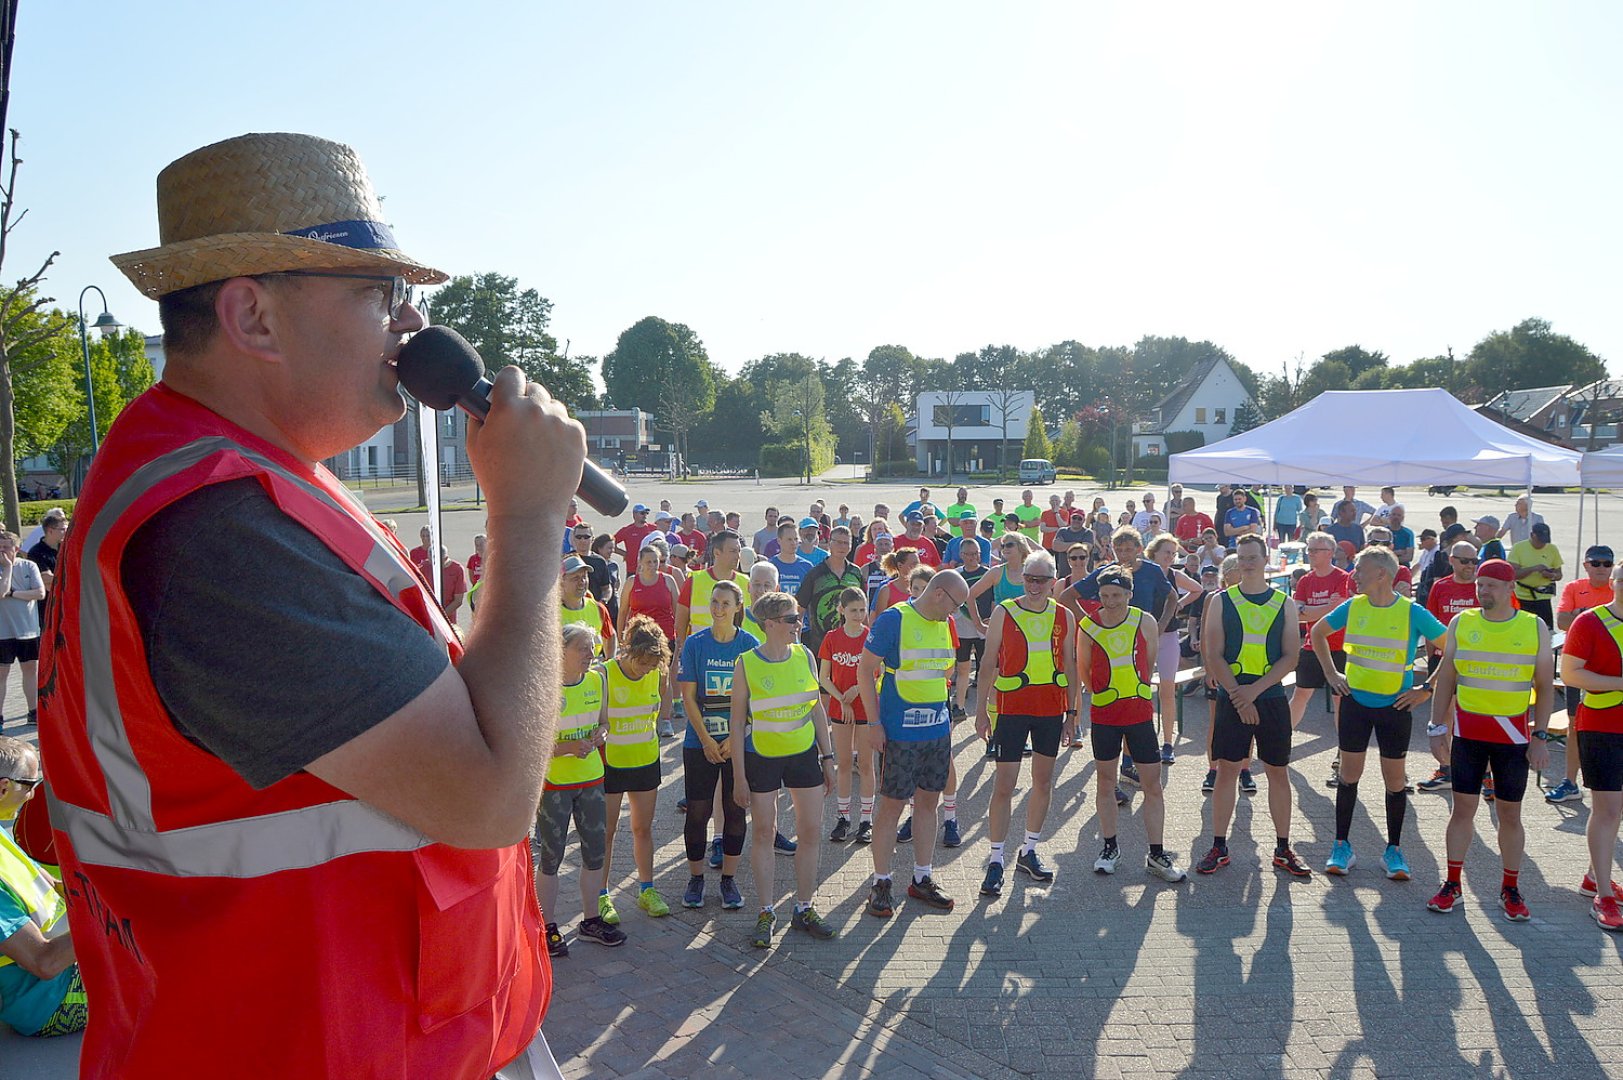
[889,602,954,704]
[1583,607,1623,709]
[688,569,750,632]
[1225,585,1286,680]
[1079,607,1153,706]
[0,825,64,970]
[560,599,606,655]
[547,669,606,786]
[743,645,819,757]
[1343,594,1415,698]
[1452,608,1539,718]
[992,598,1069,693]
[603,658,662,769]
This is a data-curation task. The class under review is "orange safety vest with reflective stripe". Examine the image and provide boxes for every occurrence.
[37,384,547,1079]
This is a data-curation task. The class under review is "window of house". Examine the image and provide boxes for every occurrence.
[1214,408,1226,424]
[1195,407,1207,424]
[1148,444,1161,456]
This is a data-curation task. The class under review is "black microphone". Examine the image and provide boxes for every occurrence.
[395,325,629,517]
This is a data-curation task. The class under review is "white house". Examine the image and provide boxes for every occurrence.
[914,390,1033,475]
[1131,357,1255,459]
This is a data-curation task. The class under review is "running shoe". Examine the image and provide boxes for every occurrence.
[981,862,1005,897]
[578,916,627,947]
[1381,845,1411,882]
[1501,885,1530,922]
[775,831,798,855]
[1580,874,1623,900]
[907,875,955,910]
[1326,840,1356,876]
[751,910,776,947]
[1120,759,1142,788]
[854,820,874,844]
[637,888,671,918]
[1325,759,1341,789]
[657,718,676,738]
[1428,880,1462,913]
[942,819,962,848]
[719,876,743,910]
[897,816,914,844]
[1417,767,1452,793]
[792,905,837,938]
[1273,848,1312,878]
[867,879,895,918]
[1094,845,1121,875]
[598,893,621,926]
[1115,786,1129,806]
[1146,851,1186,882]
[1239,769,1258,795]
[682,875,706,909]
[1161,743,1175,766]
[1015,849,1055,883]
[1201,769,1216,794]
[1546,778,1584,804]
[1195,845,1230,875]
[545,922,568,958]
[1481,778,1495,803]
[829,817,851,843]
[1593,897,1623,932]
[708,836,724,868]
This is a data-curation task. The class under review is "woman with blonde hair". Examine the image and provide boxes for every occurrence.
[601,616,675,922]
[872,548,919,616]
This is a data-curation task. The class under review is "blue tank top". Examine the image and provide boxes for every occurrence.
[993,566,1023,604]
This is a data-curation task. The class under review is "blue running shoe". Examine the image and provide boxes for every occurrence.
[682,875,705,909]
[1546,778,1584,804]
[708,836,724,869]
[1382,845,1411,881]
[719,876,743,910]
[942,819,962,848]
[1326,840,1356,876]
[896,816,914,844]
[774,831,797,856]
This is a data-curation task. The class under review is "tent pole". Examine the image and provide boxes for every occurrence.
[1578,486,1586,563]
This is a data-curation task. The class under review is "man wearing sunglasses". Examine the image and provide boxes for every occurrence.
[0,734,85,1038]
[1549,545,1618,805]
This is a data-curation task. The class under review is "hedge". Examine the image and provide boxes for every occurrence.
[16,499,77,526]
[759,441,835,478]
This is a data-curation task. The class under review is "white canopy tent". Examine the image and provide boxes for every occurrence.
[1168,388,1582,489]
[1575,445,1623,550]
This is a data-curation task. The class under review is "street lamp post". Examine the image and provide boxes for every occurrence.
[77,285,122,456]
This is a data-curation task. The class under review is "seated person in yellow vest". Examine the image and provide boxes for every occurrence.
[729,591,837,948]
[1313,545,1449,880]
[1074,567,1188,884]
[598,616,675,924]
[0,735,85,1038]
[561,555,616,659]
[855,571,971,918]
[1196,535,1307,877]
[1559,559,1623,931]
[974,550,1080,896]
[1424,560,1552,921]
[674,529,751,653]
[678,580,757,910]
[535,624,625,957]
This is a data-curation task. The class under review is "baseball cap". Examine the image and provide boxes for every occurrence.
[1440,523,1469,543]
[654,509,673,521]
[1200,564,1220,577]
[1531,521,1551,540]
[632,503,650,514]
[903,510,924,522]
[695,499,709,510]
[1586,545,1615,562]
[959,509,976,520]
[799,517,820,529]
[1476,558,1516,583]
[1473,515,1500,529]
[562,555,589,574]
[1096,567,1134,591]
[1069,510,1085,521]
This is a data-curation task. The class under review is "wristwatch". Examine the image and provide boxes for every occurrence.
[819,752,835,762]
[1533,730,1551,742]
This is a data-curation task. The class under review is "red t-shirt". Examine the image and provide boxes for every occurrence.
[1175,513,1214,546]
[413,557,467,602]
[1294,568,1353,650]
[614,522,658,556]
[1079,618,1152,726]
[1039,509,1064,550]
[1566,609,1623,734]
[817,624,869,722]
[1426,577,1479,625]
[680,529,708,557]
[853,541,877,566]
[466,551,483,585]
[892,534,941,567]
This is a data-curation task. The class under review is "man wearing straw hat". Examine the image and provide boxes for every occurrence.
[37,133,582,1078]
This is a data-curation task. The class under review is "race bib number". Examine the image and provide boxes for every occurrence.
[901,706,945,729]
[704,714,730,738]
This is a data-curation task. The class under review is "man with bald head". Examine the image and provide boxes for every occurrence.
[857,570,970,917]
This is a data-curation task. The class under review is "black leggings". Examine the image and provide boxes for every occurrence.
[683,746,747,863]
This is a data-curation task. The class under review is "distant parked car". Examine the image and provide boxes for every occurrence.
[1019,458,1057,485]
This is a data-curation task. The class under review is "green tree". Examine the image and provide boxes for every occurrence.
[426,272,595,410]
[1052,416,1083,470]
[602,316,713,414]
[1228,400,1266,436]
[761,360,833,484]
[1320,345,1389,383]
[1023,405,1053,462]
[50,326,155,488]
[1464,317,1606,404]
[1026,340,1097,422]
[1300,359,1352,401]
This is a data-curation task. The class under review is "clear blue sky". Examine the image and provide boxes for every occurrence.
[15,2,1622,382]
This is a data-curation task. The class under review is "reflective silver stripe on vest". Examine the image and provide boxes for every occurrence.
[605,731,652,746]
[75,435,448,862]
[751,690,819,714]
[1456,673,1523,692]
[605,705,653,719]
[1454,648,1532,666]
[899,648,954,661]
[752,716,812,734]
[46,782,427,878]
[895,668,944,681]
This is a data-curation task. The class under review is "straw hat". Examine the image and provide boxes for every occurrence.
[111,132,447,297]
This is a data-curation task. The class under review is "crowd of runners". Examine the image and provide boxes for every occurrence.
[488,483,1623,955]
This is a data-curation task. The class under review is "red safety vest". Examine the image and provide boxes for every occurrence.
[37,384,548,1078]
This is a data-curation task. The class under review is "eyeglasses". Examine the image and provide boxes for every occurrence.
[1000,542,1019,550]
[265,271,416,320]
[1068,554,1088,561]
[774,614,802,625]
[1023,574,1054,583]
[1591,560,1615,568]
[1452,557,1479,565]
[4,775,41,789]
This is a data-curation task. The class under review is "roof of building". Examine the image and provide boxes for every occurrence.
[1483,384,1571,422]
[1141,355,1231,435]
[1472,404,1573,449]
[1572,378,1623,402]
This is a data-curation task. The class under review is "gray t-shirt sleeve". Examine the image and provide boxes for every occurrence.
[121,478,451,789]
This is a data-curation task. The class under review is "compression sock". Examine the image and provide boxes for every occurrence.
[1335,781,1359,841]
[1385,788,1407,847]
[1447,860,1463,886]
